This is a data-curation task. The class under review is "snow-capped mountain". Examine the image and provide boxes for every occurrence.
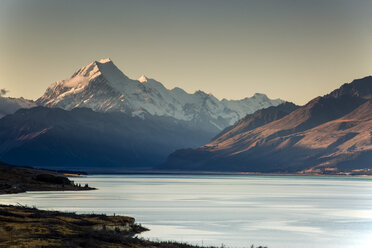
[0,96,36,118]
[37,58,282,131]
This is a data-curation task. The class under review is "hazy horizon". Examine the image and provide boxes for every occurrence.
[1,0,372,105]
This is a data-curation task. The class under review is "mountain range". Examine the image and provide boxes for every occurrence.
[37,58,282,132]
[2,58,372,174]
[160,76,372,174]
[0,59,281,171]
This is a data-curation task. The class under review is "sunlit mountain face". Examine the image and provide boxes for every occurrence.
[160,76,372,174]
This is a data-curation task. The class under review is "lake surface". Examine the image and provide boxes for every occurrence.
[1,174,372,248]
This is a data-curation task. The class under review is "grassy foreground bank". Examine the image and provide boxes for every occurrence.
[0,204,144,247]
[0,205,269,248]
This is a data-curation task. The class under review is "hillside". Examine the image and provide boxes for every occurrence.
[159,76,372,174]
[0,107,217,171]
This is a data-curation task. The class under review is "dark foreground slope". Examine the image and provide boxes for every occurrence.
[0,161,93,194]
[160,76,372,173]
[0,107,215,171]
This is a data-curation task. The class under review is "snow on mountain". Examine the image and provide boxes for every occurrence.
[37,58,283,130]
[138,75,148,83]
[0,96,36,118]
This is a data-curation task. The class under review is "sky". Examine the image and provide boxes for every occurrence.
[0,0,371,105]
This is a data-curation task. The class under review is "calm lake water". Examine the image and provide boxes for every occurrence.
[1,174,372,248]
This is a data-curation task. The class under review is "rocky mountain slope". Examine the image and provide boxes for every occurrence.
[37,58,282,132]
[159,76,372,173]
[212,102,299,142]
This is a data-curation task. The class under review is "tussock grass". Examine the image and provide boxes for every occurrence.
[0,205,267,248]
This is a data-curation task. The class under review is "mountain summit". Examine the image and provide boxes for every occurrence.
[37,59,282,131]
[138,75,148,83]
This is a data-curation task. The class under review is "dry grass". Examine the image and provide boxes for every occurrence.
[0,205,267,248]
[0,204,144,247]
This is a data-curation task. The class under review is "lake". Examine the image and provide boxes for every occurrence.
[1,174,372,248]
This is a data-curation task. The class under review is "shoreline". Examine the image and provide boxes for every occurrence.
[85,170,372,177]
[0,165,268,248]
[0,163,95,195]
[0,204,264,248]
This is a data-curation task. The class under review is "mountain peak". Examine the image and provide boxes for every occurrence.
[98,58,112,64]
[72,58,129,84]
[138,75,148,83]
[69,58,117,80]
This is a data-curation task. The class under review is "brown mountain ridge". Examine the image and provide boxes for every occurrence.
[159,76,372,174]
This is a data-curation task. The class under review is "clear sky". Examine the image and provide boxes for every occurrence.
[0,0,371,105]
